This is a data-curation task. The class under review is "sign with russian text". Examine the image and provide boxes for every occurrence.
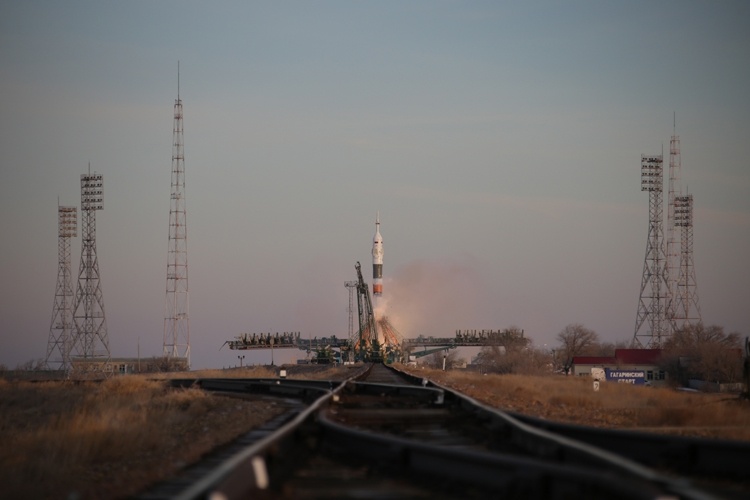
[605,369,646,385]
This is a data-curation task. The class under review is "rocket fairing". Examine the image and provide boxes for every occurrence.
[372,213,383,297]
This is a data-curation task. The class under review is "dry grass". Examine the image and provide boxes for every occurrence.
[156,362,365,381]
[0,364,358,498]
[153,365,279,379]
[0,375,286,499]
[401,366,750,441]
[7,363,744,498]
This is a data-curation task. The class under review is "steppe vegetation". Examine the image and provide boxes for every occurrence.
[0,363,361,499]
[2,360,748,498]
[401,365,750,441]
[0,373,286,499]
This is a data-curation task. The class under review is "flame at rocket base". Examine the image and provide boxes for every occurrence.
[372,212,383,296]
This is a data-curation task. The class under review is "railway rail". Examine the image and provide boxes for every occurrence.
[139,364,750,499]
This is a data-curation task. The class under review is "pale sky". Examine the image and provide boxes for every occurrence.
[1,1,748,369]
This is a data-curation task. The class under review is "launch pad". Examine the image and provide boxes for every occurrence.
[224,217,526,363]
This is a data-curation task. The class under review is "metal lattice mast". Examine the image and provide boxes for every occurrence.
[71,170,111,373]
[344,281,358,342]
[633,154,670,348]
[163,66,190,366]
[665,119,681,332]
[673,194,702,328]
[45,204,77,371]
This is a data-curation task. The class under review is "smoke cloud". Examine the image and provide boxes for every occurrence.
[380,256,494,339]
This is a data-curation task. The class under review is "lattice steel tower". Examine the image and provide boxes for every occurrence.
[665,120,681,332]
[344,281,358,340]
[633,154,671,348]
[673,194,702,328]
[71,170,111,374]
[44,203,77,371]
[163,67,190,366]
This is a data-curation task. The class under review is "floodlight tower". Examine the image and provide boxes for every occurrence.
[633,154,671,348]
[163,65,190,366]
[665,116,681,332]
[44,204,77,371]
[71,170,111,373]
[672,194,702,328]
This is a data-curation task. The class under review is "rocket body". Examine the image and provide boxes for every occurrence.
[372,213,383,297]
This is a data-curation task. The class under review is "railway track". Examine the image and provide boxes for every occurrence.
[138,364,750,499]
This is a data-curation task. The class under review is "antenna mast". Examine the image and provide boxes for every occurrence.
[163,62,191,367]
[665,113,680,332]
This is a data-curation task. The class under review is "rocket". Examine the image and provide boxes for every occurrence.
[372,212,383,297]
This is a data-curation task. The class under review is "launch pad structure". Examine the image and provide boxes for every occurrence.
[225,212,522,362]
[225,262,525,362]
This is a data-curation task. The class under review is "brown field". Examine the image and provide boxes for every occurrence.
[2,364,748,498]
[0,370,286,499]
[400,365,750,441]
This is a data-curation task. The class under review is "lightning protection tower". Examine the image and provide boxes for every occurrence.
[633,154,671,348]
[163,65,190,366]
[665,120,681,331]
[44,203,77,371]
[672,194,702,329]
[71,169,112,376]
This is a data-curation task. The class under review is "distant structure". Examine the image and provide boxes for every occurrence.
[44,203,77,371]
[71,169,112,375]
[163,65,190,366]
[344,280,358,343]
[665,119,681,330]
[666,119,702,331]
[354,261,378,358]
[672,193,702,328]
[633,154,671,348]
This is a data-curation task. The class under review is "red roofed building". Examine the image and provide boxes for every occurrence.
[572,349,666,385]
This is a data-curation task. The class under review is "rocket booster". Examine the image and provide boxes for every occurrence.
[372,212,383,296]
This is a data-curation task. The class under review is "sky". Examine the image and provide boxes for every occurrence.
[1,1,748,370]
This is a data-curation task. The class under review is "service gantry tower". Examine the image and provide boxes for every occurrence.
[71,169,112,375]
[633,154,671,348]
[344,281,358,341]
[44,203,77,371]
[163,66,190,366]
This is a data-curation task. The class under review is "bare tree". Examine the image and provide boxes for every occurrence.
[586,340,630,357]
[474,344,552,375]
[490,326,531,353]
[426,349,463,370]
[556,323,599,374]
[661,323,743,385]
[664,323,740,350]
